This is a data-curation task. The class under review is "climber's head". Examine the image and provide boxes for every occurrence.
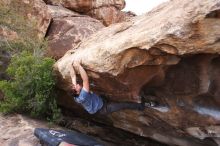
[72,83,82,95]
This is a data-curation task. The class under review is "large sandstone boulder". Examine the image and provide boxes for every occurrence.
[54,0,220,145]
[44,0,126,26]
[55,0,220,102]
[46,5,104,59]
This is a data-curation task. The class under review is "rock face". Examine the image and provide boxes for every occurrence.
[18,0,51,39]
[0,27,18,41]
[47,5,81,18]
[44,0,125,13]
[46,5,104,59]
[1,0,51,39]
[43,0,126,26]
[0,114,49,146]
[116,11,136,23]
[86,7,136,26]
[54,0,220,146]
[55,0,220,102]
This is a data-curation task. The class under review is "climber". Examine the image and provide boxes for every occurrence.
[69,61,154,115]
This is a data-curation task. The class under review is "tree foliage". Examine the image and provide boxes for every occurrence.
[0,51,61,121]
[0,0,61,122]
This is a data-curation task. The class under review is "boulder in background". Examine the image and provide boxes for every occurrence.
[46,5,104,59]
[43,0,126,26]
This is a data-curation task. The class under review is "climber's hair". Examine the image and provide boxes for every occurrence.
[68,90,79,98]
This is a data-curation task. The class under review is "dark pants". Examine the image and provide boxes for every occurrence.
[97,101,144,115]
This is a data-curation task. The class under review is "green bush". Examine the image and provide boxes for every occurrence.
[0,0,61,122]
[0,51,61,121]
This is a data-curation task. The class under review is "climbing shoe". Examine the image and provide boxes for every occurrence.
[144,101,158,107]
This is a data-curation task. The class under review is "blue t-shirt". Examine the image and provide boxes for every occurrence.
[74,88,103,114]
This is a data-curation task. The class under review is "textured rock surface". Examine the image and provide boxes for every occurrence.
[46,5,104,59]
[44,0,125,13]
[86,6,122,26]
[110,54,220,146]
[86,7,136,26]
[44,0,126,26]
[47,5,81,18]
[0,27,18,41]
[0,114,49,146]
[54,0,220,146]
[60,113,167,146]
[16,0,51,39]
[1,0,51,39]
[116,11,136,23]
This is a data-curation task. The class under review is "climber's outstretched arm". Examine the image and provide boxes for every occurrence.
[69,64,76,86]
[73,61,90,92]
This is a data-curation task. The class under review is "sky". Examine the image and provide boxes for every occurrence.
[123,0,169,15]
